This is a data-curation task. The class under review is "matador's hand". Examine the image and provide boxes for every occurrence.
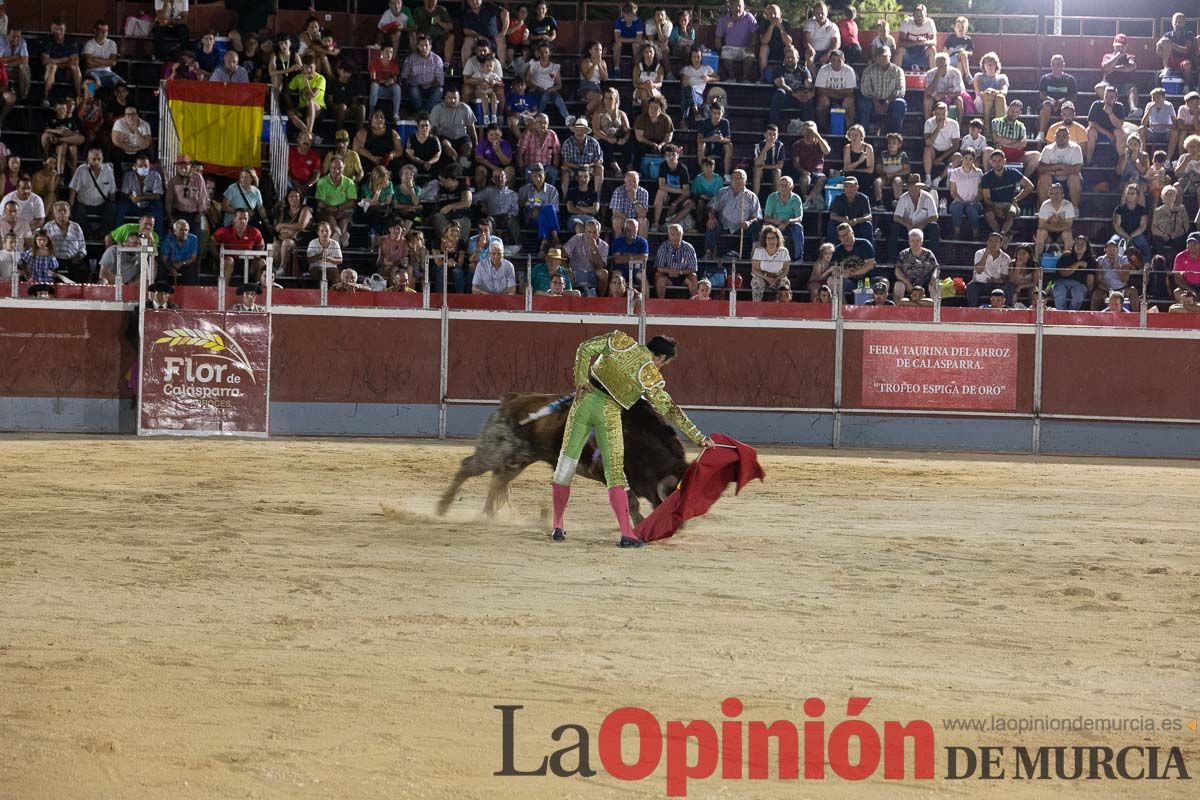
[700,436,715,449]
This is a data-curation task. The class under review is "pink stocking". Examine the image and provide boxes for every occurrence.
[608,486,636,540]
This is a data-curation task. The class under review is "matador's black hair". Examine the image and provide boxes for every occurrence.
[647,335,677,360]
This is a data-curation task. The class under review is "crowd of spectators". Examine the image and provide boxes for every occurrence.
[3,1,1200,313]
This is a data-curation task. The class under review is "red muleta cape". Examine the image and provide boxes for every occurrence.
[634,433,766,543]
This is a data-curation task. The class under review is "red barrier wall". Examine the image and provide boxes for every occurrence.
[0,308,133,399]
[1040,335,1200,419]
[269,315,441,404]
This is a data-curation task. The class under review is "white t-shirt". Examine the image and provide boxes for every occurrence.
[960,132,988,155]
[645,19,674,40]
[465,57,502,86]
[155,0,190,21]
[815,63,857,91]
[82,37,118,70]
[803,19,839,52]
[752,245,791,275]
[0,191,45,226]
[899,16,937,43]
[307,238,343,269]
[1039,141,1084,167]
[923,116,960,151]
[972,248,1011,283]
[527,61,560,92]
[378,7,412,31]
[948,166,981,202]
[679,64,714,91]
[1037,199,1077,221]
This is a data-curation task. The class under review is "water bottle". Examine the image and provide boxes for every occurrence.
[368,229,378,249]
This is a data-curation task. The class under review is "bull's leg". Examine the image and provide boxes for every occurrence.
[436,454,491,516]
[483,466,525,517]
[627,489,644,525]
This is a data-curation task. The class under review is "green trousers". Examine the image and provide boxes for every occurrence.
[553,388,627,488]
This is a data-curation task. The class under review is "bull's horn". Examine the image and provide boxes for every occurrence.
[657,476,678,502]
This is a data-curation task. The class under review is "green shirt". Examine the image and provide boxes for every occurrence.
[315,174,357,206]
[531,263,573,293]
[764,191,803,223]
[691,172,724,198]
[109,223,160,247]
[991,116,1026,143]
[288,72,327,108]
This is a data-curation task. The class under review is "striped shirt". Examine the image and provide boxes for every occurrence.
[401,52,444,87]
[991,116,1027,143]
[860,62,905,102]
[43,219,86,260]
[608,185,649,217]
[20,250,58,282]
[518,129,561,169]
[561,134,602,166]
[654,240,698,273]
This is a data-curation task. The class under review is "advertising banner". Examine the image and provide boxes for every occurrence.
[139,310,270,435]
[862,330,1019,411]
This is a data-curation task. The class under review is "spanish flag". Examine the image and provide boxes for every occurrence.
[165,81,267,178]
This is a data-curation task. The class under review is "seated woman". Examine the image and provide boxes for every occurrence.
[592,87,631,174]
[577,41,609,119]
[306,221,344,282]
[632,44,665,109]
[377,217,410,285]
[273,188,314,277]
[360,165,395,236]
[973,52,1008,138]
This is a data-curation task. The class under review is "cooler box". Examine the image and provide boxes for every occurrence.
[830,106,846,135]
[1040,251,1059,273]
[1161,71,1184,94]
[396,120,417,146]
[823,176,845,208]
[261,114,288,142]
[854,287,872,304]
[905,71,927,90]
[700,49,720,72]
[213,37,233,59]
[640,154,665,179]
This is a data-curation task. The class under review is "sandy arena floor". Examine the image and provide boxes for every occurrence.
[1,436,1198,799]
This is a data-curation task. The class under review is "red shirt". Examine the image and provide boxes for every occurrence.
[838,19,860,47]
[213,224,265,252]
[371,59,400,83]
[289,146,322,183]
[1174,247,1200,284]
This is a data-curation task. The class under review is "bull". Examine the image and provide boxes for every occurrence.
[436,392,687,523]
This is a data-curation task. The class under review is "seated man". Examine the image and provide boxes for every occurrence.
[1156,12,1196,89]
[696,102,733,178]
[98,230,144,285]
[922,101,960,186]
[314,156,356,246]
[653,223,699,298]
[768,46,814,127]
[814,49,857,130]
[213,208,266,284]
[1085,84,1128,164]
[560,118,604,195]
[652,145,693,232]
[1172,232,1200,300]
[789,121,830,207]
[923,53,965,120]
[1168,288,1200,313]
[1036,54,1079,142]
[608,171,650,235]
[472,241,517,295]
[764,175,807,263]
[1094,235,1140,312]
[980,150,1034,241]
[1034,182,1075,259]
[611,3,644,77]
[803,3,841,67]
[967,231,1014,306]
[888,174,940,262]
[1037,125,1083,207]
[826,175,871,243]
[563,219,610,296]
[160,219,200,285]
[531,247,580,296]
[476,169,522,250]
[857,46,907,136]
[632,96,674,171]
[751,125,786,197]
[991,99,1039,177]
[608,218,650,286]
[331,268,370,292]
[715,0,757,82]
[516,162,561,251]
[830,221,877,296]
[430,88,479,166]
[897,4,937,73]
[703,170,762,260]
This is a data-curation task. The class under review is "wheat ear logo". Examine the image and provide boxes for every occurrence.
[154,326,257,383]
